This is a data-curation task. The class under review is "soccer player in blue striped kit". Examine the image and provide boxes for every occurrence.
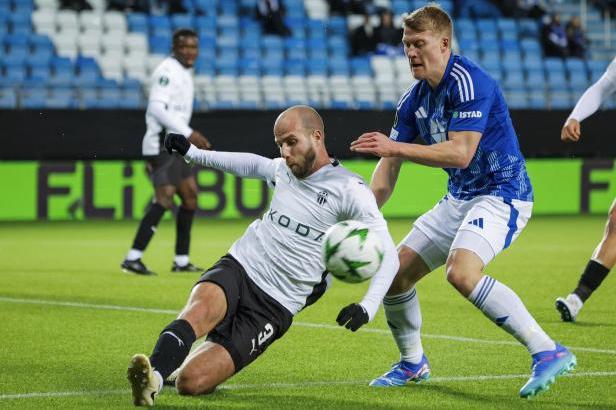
[351,5,575,398]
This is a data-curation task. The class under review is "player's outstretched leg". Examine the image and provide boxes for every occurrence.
[127,354,161,407]
[519,344,577,398]
[556,201,616,322]
[370,245,433,387]
[370,355,430,387]
[555,294,583,322]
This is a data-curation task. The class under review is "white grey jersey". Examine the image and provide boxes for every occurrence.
[184,146,399,320]
[142,57,194,155]
[569,56,616,123]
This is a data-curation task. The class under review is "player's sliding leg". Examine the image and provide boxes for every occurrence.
[122,186,175,275]
[370,232,439,387]
[175,341,235,395]
[172,177,203,272]
[446,247,576,398]
[557,199,616,322]
[127,282,227,406]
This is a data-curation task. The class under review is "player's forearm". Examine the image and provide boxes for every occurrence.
[370,157,402,208]
[148,101,192,137]
[394,140,471,168]
[568,75,616,122]
[359,228,400,321]
[184,145,274,179]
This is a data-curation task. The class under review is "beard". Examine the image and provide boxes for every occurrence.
[289,146,316,179]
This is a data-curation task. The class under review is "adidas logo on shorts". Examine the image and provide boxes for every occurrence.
[468,218,484,228]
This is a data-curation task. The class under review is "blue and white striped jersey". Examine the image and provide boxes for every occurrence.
[390,54,533,201]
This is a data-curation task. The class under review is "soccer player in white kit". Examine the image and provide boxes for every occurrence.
[126,106,400,406]
[350,5,575,398]
[121,28,211,276]
[556,56,616,322]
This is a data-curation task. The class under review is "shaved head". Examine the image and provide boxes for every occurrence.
[273,105,330,179]
[274,105,325,137]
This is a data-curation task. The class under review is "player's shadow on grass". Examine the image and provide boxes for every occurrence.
[155,389,424,409]
[546,320,616,328]
[417,384,612,408]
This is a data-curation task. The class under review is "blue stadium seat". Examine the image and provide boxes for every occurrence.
[128,13,148,33]
[196,15,216,29]
[171,14,194,29]
[194,0,217,15]
[350,57,372,76]
[217,15,239,29]
[518,19,539,38]
[240,59,260,76]
[0,87,16,108]
[458,39,479,53]
[307,59,327,76]
[547,71,567,88]
[285,59,306,75]
[328,58,349,75]
[479,39,499,52]
[262,35,284,50]
[29,65,50,82]
[544,58,565,73]
[149,15,171,31]
[569,71,589,89]
[328,16,347,36]
[525,70,545,89]
[528,91,546,109]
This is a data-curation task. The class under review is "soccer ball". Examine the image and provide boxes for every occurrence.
[322,220,384,283]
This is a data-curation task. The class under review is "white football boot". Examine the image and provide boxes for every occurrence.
[127,354,160,406]
[555,294,583,322]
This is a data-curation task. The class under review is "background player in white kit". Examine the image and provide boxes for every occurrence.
[350,5,574,398]
[556,56,616,322]
[126,106,400,406]
[121,28,211,275]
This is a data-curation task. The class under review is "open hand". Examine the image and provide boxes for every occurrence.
[350,132,398,157]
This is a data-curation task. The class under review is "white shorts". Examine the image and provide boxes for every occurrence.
[400,194,533,270]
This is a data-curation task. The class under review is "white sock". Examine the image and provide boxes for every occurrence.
[174,255,189,266]
[153,370,163,394]
[383,288,424,364]
[469,275,556,355]
[126,249,143,261]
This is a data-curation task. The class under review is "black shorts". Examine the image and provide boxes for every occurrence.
[196,255,293,372]
[146,151,193,187]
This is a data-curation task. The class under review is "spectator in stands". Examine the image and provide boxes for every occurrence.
[375,9,403,55]
[107,0,149,12]
[566,16,589,58]
[60,0,92,11]
[542,13,569,58]
[592,0,616,18]
[495,0,547,18]
[350,13,378,56]
[256,0,292,37]
[327,0,373,15]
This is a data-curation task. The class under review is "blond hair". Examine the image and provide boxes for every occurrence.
[403,4,453,43]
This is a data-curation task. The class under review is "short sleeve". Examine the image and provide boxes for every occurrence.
[390,87,419,143]
[148,66,174,106]
[448,66,495,134]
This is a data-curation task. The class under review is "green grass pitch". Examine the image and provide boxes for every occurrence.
[0,216,615,409]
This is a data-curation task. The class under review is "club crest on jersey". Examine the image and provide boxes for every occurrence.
[159,76,169,86]
[316,190,329,205]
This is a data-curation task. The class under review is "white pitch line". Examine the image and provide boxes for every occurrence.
[2,371,616,401]
[1,296,616,356]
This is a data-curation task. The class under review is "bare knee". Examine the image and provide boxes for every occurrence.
[176,369,217,396]
[180,195,197,211]
[387,247,430,295]
[445,249,485,296]
[607,204,616,234]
